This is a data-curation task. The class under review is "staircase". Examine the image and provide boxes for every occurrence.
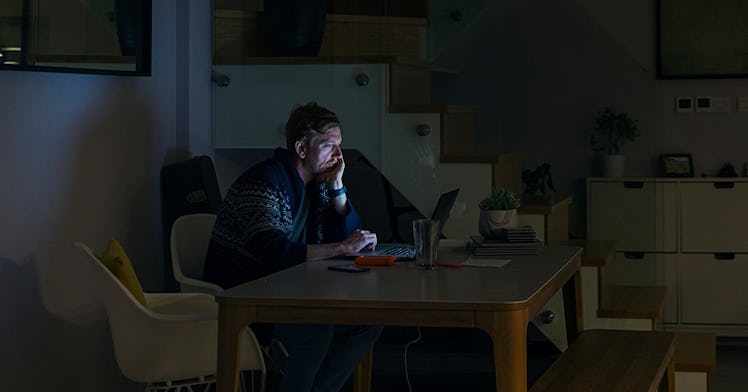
[572,239,715,391]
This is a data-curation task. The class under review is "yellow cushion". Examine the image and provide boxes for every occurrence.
[100,239,147,306]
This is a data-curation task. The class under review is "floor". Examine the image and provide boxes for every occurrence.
[710,337,748,392]
[260,329,748,392]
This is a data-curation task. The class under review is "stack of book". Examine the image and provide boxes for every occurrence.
[470,226,542,256]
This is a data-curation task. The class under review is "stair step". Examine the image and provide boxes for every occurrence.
[435,152,523,196]
[214,10,426,60]
[388,104,479,113]
[390,61,432,107]
[597,285,666,320]
[324,14,427,58]
[566,239,618,267]
[674,332,716,373]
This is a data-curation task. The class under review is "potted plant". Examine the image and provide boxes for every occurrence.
[590,107,640,177]
[478,187,521,239]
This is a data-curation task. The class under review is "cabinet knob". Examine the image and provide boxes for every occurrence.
[212,71,230,87]
[416,124,431,136]
[540,310,555,324]
[355,72,370,87]
[623,181,644,189]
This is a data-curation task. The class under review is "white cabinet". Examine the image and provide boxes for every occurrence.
[680,254,748,324]
[588,180,677,252]
[588,177,748,329]
[680,181,748,252]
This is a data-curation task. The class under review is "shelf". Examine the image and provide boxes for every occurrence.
[566,239,618,267]
[518,195,572,215]
[214,55,399,65]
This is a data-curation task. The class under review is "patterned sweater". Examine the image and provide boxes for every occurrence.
[203,148,361,289]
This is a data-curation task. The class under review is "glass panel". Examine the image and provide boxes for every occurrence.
[212,64,384,168]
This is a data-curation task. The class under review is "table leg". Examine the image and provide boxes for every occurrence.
[664,355,675,392]
[217,303,256,392]
[476,309,530,392]
[352,349,373,392]
[563,267,583,344]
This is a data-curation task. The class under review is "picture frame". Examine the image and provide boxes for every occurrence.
[657,0,748,78]
[661,154,694,177]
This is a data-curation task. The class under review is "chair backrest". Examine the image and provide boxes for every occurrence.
[170,213,221,293]
[74,242,266,384]
[74,242,166,381]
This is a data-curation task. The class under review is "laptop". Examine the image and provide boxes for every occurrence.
[347,188,460,260]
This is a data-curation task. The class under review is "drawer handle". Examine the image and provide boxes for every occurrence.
[714,182,735,189]
[623,252,645,259]
[623,181,644,189]
[714,253,735,260]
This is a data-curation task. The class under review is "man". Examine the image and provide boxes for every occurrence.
[204,102,383,392]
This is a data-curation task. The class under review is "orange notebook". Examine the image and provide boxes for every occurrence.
[354,255,396,266]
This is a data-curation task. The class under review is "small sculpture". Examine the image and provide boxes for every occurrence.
[718,162,738,177]
[522,163,556,203]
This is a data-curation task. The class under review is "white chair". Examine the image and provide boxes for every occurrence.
[169,213,289,373]
[75,242,266,392]
[170,213,222,294]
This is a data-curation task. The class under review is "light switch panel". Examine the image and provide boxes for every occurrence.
[676,96,693,113]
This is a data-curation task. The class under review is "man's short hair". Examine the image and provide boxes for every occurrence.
[285,102,340,150]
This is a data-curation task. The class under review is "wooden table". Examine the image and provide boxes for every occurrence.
[216,245,584,392]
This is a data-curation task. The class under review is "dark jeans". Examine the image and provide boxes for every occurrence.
[273,324,384,392]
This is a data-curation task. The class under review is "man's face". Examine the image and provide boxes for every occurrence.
[302,127,343,175]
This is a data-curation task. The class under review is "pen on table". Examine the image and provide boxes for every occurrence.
[435,262,463,268]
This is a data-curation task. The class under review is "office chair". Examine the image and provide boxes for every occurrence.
[75,242,266,391]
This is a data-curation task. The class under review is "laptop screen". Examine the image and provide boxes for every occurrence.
[431,188,459,239]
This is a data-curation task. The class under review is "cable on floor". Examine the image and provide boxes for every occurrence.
[403,326,422,392]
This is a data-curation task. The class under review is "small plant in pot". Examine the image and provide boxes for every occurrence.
[478,187,521,240]
[590,107,640,177]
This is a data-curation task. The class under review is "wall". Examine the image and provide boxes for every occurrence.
[0,1,194,390]
[432,0,748,236]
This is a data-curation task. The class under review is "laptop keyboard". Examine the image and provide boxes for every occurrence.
[381,246,416,259]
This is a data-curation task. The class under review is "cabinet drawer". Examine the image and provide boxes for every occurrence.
[680,254,748,324]
[609,252,678,323]
[588,180,677,252]
[680,182,748,252]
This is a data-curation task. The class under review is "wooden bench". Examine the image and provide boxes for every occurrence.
[530,329,675,392]
[674,332,716,392]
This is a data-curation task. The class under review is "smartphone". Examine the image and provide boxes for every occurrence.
[328,264,370,273]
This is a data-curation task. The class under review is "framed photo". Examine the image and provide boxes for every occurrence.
[657,0,748,78]
[661,154,694,177]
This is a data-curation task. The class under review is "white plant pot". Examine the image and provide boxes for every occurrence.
[478,209,518,239]
[603,154,626,178]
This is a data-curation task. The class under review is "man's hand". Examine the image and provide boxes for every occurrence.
[306,229,378,261]
[318,157,345,190]
[341,229,377,253]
